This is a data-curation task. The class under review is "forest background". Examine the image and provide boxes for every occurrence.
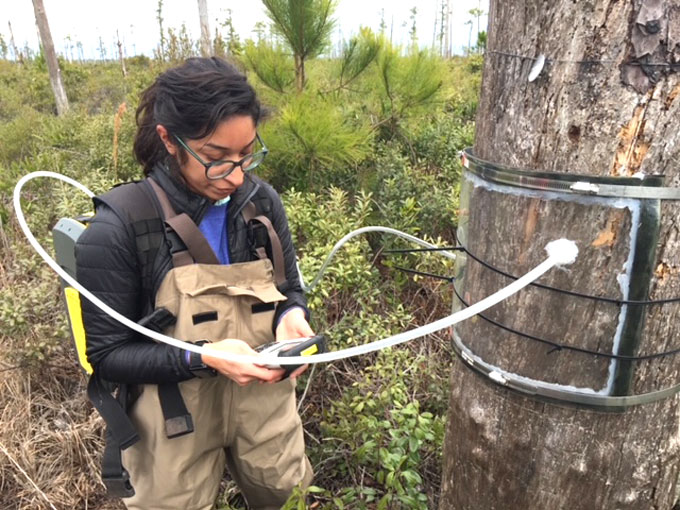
[0,1,484,508]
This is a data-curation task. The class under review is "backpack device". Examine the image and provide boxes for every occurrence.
[53,216,93,374]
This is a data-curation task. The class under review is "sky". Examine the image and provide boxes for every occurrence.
[1,0,488,61]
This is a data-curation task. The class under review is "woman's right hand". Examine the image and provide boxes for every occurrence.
[201,339,285,386]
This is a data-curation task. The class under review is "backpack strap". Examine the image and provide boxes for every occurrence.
[96,180,165,310]
[242,201,286,287]
[90,180,161,498]
[87,374,137,498]
[147,178,219,266]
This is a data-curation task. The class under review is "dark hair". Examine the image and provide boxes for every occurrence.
[134,57,264,175]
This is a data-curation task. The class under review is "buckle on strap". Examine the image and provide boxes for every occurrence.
[103,469,135,498]
[165,414,194,439]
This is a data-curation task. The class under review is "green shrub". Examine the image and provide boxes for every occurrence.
[445,56,483,122]
[283,186,411,341]
[315,348,448,509]
[281,184,453,509]
[261,93,373,191]
[360,142,460,241]
[0,60,54,116]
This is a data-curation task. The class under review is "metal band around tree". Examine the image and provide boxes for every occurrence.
[451,333,680,409]
[461,148,680,201]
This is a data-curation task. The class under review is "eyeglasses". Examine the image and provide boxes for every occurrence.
[174,133,269,180]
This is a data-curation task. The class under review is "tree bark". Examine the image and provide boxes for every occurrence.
[440,1,680,509]
[31,0,69,116]
[197,0,211,57]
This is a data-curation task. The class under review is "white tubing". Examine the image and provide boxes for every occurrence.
[14,171,578,365]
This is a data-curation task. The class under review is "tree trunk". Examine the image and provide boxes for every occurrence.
[440,1,680,509]
[432,1,437,52]
[295,54,305,91]
[443,0,450,58]
[32,0,68,116]
[116,31,127,77]
[157,0,166,62]
[8,21,22,63]
[197,0,211,57]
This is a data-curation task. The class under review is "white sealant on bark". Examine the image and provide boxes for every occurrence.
[605,208,637,395]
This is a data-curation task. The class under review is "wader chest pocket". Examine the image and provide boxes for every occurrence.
[155,261,287,348]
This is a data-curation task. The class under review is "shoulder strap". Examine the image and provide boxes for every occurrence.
[147,178,219,267]
[242,201,286,286]
[96,181,165,313]
[96,181,157,217]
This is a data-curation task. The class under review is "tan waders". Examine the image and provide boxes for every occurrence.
[120,181,312,509]
[121,372,313,510]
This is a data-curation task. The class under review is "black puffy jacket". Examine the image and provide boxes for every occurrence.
[75,162,308,384]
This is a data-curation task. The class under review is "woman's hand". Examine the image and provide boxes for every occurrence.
[275,307,315,380]
[201,339,284,386]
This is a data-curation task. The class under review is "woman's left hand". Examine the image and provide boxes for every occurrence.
[275,307,314,380]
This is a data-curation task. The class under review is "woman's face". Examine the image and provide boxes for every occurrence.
[158,115,257,201]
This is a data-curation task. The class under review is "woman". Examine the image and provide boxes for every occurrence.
[76,57,313,510]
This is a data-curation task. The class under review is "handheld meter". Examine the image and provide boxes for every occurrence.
[256,334,327,377]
